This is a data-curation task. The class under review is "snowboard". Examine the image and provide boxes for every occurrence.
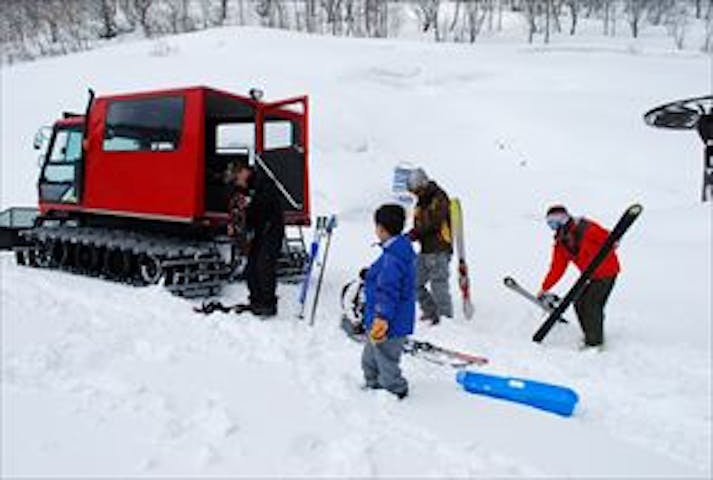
[503,276,568,323]
[532,204,643,343]
[450,198,474,319]
[456,370,579,417]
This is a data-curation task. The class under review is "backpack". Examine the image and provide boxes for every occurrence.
[556,217,590,257]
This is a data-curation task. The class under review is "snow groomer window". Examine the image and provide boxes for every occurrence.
[264,120,294,150]
[103,96,184,152]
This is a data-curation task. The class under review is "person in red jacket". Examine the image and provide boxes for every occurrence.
[538,205,619,348]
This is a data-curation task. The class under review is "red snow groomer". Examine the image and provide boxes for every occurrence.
[7,86,311,297]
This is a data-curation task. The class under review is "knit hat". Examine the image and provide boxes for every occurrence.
[374,204,406,236]
[406,168,429,191]
[546,205,569,217]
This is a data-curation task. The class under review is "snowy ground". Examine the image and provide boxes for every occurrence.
[1,26,711,477]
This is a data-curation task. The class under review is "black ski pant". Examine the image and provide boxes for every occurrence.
[245,230,283,310]
[574,276,616,347]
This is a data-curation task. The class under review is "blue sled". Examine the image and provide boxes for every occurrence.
[456,371,579,417]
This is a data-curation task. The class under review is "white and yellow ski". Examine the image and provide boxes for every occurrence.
[450,198,474,319]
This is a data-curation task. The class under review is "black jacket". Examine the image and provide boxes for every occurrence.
[244,169,285,244]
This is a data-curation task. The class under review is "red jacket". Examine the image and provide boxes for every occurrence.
[541,218,620,292]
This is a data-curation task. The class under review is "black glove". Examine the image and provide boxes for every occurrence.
[538,292,561,309]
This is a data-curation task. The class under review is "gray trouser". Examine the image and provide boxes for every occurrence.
[416,253,453,320]
[574,277,616,346]
[361,337,408,395]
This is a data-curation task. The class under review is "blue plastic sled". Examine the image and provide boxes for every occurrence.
[456,371,579,417]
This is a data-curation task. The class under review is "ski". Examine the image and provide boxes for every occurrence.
[450,198,474,319]
[405,340,488,367]
[297,216,328,319]
[503,276,568,323]
[309,215,337,326]
[532,204,643,343]
[340,316,488,368]
[193,300,251,315]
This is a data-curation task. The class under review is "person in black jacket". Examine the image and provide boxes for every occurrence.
[230,163,285,317]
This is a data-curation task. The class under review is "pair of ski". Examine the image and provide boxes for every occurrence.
[340,317,488,368]
[507,204,643,343]
[297,215,337,325]
[450,198,475,320]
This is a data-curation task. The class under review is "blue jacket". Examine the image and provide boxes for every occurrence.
[363,234,416,338]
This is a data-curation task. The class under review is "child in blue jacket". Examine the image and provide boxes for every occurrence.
[362,204,416,399]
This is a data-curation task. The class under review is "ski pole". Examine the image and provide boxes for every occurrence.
[297,216,326,319]
[309,215,337,326]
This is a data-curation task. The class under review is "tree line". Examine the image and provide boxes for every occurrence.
[1,0,711,63]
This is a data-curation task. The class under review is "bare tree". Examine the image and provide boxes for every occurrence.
[220,0,229,23]
[464,0,489,42]
[448,0,463,36]
[321,0,344,35]
[118,0,139,31]
[259,0,289,29]
[665,1,689,50]
[133,0,156,36]
[523,0,540,43]
[566,0,579,34]
[305,0,318,32]
[237,0,246,25]
[98,0,119,38]
[414,0,442,41]
[602,0,613,35]
[544,0,551,43]
[625,0,647,38]
[648,0,675,26]
[702,0,713,51]
[497,0,505,31]
[181,0,194,31]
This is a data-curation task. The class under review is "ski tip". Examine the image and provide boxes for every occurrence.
[503,276,515,286]
[464,302,475,320]
[629,204,644,215]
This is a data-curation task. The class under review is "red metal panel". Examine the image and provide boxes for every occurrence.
[82,88,204,221]
[302,97,310,225]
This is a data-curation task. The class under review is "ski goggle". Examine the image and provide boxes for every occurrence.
[546,212,569,231]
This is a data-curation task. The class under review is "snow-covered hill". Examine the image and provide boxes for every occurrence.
[1,27,710,477]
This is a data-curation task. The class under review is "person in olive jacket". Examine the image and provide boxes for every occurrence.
[406,168,453,325]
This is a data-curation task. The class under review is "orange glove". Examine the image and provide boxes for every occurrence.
[369,317,388,343]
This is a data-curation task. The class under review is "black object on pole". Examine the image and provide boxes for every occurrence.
[643,95,713,202]
[532,204,643,343]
